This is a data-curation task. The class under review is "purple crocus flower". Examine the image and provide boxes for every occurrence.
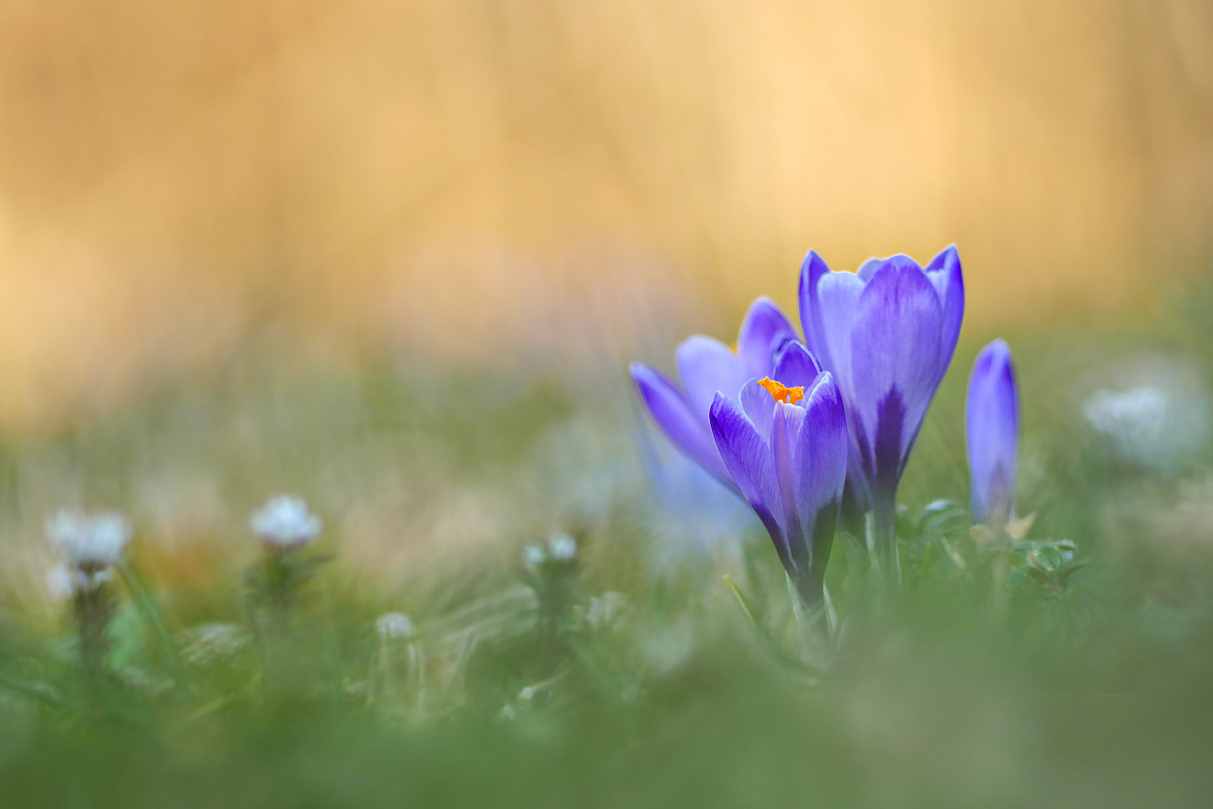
[966,339,1018,526]
[798,246,964,573]
[630,298,798,491]
[708,342,849,605]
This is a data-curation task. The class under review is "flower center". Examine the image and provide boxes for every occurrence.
[758,377,804,405]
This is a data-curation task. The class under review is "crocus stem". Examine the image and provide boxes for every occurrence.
[866,495,901,589]
[989,524,1013,620]
[790,575,832,645]
[793,566,827,615]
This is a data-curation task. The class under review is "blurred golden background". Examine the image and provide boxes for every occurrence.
[1,0,1212,429]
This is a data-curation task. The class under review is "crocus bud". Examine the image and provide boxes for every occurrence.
[251,496,321,549]
[965,339,1019,525]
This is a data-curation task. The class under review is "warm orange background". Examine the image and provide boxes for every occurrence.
[1,0,1211,426]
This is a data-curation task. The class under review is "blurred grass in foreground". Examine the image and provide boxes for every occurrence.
[0,271,1211,806]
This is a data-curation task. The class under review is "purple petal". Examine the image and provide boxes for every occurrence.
[772,341,823,390]
[925,245,965,384]
[966,339,1018,523]
[772,401,808,571]
[797,251,835,369]
[794,374,849,525]
[856,257,885,282]
[676,336,746,423]
[710,393,785,553]
[739,379,777,441]
[848,261,945,484]
[812,270,866,400]
[794,374,849,572]
[631,363,732,484]
[735,297,798,380]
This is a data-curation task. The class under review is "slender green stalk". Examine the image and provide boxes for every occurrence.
[865,498,902,589]
[72,577,115,702]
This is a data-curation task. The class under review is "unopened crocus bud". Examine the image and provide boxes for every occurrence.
[965,339,1019,525]
[251,496,321,549]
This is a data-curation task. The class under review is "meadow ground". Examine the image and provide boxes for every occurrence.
[2,274,1213,808]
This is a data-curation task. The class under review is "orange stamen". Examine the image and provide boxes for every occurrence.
[758,377,804,405]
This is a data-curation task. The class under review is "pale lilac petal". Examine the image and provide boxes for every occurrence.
[813,270,866,399]
[631,363,731,484]
[772,341,822,390]
[735,297,798,380]
[739,378,777,442]
[848,262,944,486]
[709,394,784,548]
[925,245,965,384]
[676,336,746,422]
[856,257,884,282]
[966,339,1018,523]
[797,251,834,368]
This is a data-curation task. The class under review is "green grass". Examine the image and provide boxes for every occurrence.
[2,280,1213,808]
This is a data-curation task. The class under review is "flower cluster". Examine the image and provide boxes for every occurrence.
[633,246,1027,602]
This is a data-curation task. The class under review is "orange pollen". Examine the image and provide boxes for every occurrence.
[758,377,804,405]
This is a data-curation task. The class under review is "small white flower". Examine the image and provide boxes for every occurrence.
[376,612,415,640]
[521,543,547,569]
[1084,386,1170,461]
[250,496,321,548]
[45,565,78,600]
[46,510,132,569]
[518,685,536,701]
[548,533,577,561]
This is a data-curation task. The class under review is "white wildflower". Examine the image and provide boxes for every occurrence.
[518,685,536,701]
[521,543,547,569]
[46,510,132,569]
[1079,355,1210,472]
[1084,386,1170,461]
[45,565,82,600]
[376,612,415,640]
[250,495,321,548]
[548,533,577,561]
